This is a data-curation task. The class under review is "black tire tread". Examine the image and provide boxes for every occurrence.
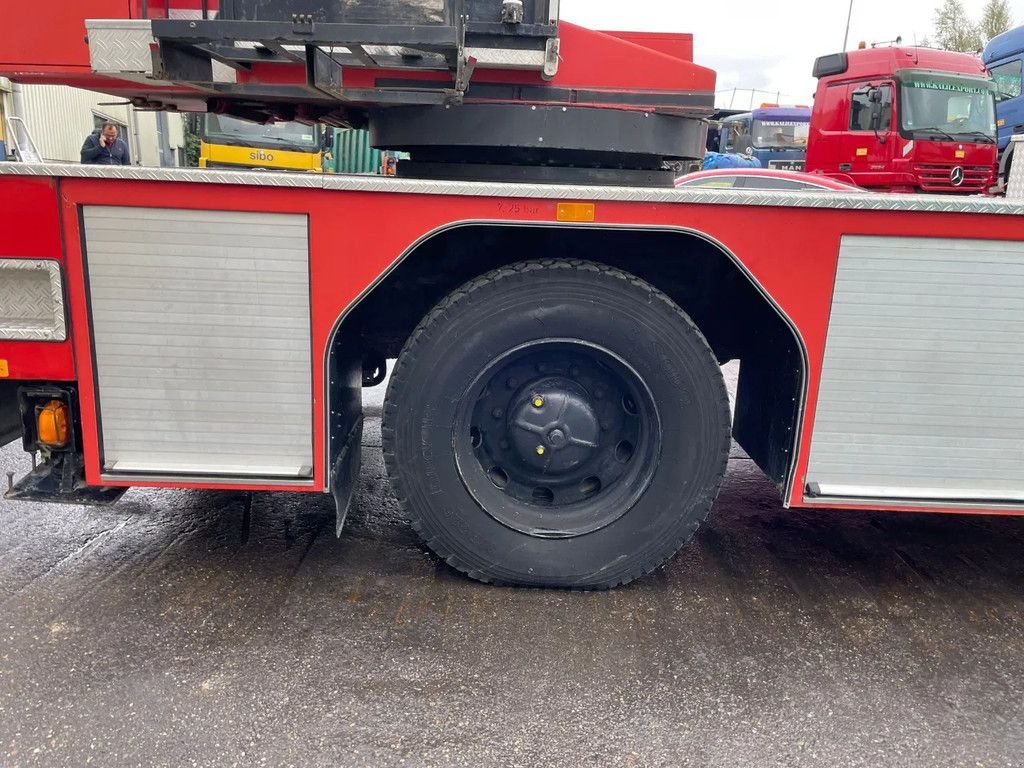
[381,259,732,589]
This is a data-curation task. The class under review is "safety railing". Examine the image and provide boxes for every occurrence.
[5,118,42,164]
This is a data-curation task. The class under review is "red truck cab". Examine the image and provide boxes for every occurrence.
[806,46,998,193]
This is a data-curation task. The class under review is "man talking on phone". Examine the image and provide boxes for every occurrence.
[80,121,131,165]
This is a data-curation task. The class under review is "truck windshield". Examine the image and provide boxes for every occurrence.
[751,120,809,149]
[203,115,321,153]
[899,74,997,141]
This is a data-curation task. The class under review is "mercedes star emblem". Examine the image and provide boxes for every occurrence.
[950,166,965,187]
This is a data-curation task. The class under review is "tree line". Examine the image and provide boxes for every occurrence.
[933,0,1013,52]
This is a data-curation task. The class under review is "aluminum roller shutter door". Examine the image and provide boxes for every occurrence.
[82,206,313,479]
[806,235,1024,503]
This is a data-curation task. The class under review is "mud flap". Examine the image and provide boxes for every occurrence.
[330,417,363,536]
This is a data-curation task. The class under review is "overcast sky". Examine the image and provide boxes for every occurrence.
[560,0,1024,107]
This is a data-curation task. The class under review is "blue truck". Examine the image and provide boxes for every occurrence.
[983,26,1024,182]
[716,106,811,171]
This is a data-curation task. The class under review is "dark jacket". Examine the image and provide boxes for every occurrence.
[80,132,131,165]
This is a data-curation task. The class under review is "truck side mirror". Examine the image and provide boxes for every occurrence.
[869,106,882,131]
[868,88,887,144]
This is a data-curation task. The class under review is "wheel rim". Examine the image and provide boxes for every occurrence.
[453,340,662,539]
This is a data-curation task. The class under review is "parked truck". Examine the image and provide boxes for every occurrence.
[806,45,998,193]
[717,106,811,170]
[199,113,330,172]
[982,25,1024,185]
[2,1,1024,590]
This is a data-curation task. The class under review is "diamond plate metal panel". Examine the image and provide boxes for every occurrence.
[1007,135,1024,201]
[0,162,323,188]
[86,20,156,74]
[0,259,66,342]
[465,47,546,69]
[3,162,1024,215]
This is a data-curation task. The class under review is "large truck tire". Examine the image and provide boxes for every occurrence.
[382,260,731,588]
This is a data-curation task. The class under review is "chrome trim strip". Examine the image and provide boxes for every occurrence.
[803,494,1024,512]
[3,162,1024,215]
[0,163,324,188]
[100,473,318,488]
[811,483,1024,503]
[321,221,809,504]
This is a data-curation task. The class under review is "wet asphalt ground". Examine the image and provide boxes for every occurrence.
[2,364,1024,767]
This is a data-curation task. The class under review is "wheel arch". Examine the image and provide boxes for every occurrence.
[325,221,809,501]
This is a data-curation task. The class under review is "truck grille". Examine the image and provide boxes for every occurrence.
[914,164,991,193]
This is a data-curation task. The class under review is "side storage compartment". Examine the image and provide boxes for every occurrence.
[807,235,1024,504]
[81,206,314,480]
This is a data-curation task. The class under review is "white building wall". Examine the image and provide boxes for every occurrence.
[2,82,184,166]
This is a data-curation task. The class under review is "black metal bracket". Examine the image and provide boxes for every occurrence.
[362,355,388,388]
[308,48,456,105]
[5,452,126,506]
[19,384,78,454]
[151,19,461,49]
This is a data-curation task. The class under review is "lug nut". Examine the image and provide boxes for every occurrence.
[492,408,504,419]
[536,446,546,456]
[532,396,544,408]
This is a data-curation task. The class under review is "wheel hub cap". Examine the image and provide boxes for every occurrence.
[510,378,600,473]
[455,340,662,538]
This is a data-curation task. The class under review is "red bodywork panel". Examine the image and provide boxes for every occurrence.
[0,178,75,381]
[806,47,998,192]
[5,172,1024,516]
[600,31,694,63]
[0,0,131,72]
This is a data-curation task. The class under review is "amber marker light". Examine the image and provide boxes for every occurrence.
[556,202,597,222]
[37,400,70,447]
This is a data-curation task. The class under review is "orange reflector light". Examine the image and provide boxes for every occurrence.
[955,149,966,159]
[0,359,7,378]
[556,202,596,222]
[856,147,868,157]
[37,400,69,447]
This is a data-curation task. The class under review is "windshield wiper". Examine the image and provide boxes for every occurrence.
[951,130,996,144]
[915,127,959,142]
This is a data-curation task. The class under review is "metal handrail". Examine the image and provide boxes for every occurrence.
[6,117,42,163]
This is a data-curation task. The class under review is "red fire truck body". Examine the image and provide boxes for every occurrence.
[3,3,1024,588]
[5,164,1024,580]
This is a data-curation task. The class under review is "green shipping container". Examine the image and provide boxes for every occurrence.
[329,129,383,174]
